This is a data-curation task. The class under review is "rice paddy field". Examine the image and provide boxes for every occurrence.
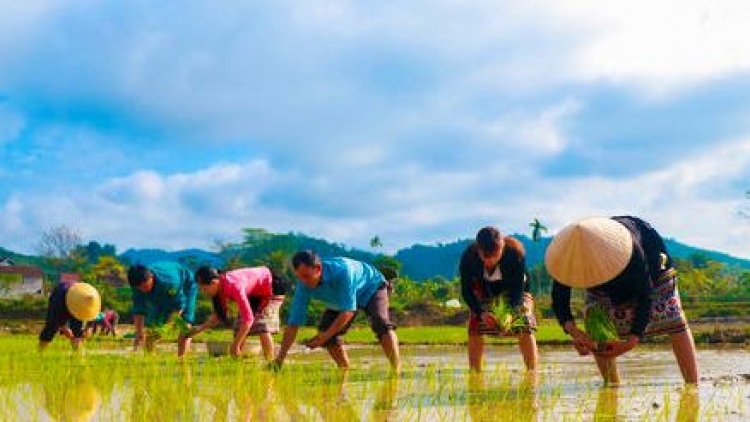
[1,334,749,421]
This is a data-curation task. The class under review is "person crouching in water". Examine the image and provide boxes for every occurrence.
[190,266,289,359]
[273,251,401,372]
[460,226,539,372]
[547,216,699,385]
[39,281,101,352]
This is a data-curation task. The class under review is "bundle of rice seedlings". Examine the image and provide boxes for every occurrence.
[584,306,619,351]
[492,300,527,333]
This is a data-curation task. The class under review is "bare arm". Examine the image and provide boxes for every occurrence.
[232,322,252,356]
[313,311,355,346]
[274,325,300,366]
[190,314,220,338]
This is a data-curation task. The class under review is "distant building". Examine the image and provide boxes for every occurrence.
[0,256,14,266]
[59,273,82,284]
[0,265,44,298]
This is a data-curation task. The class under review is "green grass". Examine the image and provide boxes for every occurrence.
[179,321,570,345]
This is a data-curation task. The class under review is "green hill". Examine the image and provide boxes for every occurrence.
[394,236,749,281]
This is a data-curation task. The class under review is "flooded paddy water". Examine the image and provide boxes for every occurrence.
[1,336,749,421]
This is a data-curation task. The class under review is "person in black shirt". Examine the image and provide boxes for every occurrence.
[460,227,538,372]
[547,216,698,385]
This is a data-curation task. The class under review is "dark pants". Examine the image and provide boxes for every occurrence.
[318,285,396,347]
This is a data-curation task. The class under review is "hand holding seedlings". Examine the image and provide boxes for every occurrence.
[492,301,528,335]
[595,336,640,358]
[584,307,619,353]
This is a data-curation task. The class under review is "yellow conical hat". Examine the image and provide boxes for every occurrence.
[66,283,101,322]
[63,383,102,422]
[545,217,633,288]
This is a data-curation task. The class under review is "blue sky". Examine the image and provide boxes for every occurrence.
[1,1,750,257]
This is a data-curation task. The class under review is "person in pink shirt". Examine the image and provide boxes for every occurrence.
[190,266,289,359]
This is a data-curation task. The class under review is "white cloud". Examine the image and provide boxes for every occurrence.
[1,138,748,259]
[486,138,750,258]
[479,99,580,154]
[543,0,750,94]
[0,1,67,57]
[0,1,749,260]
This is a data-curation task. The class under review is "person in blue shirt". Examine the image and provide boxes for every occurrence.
[273,251,400,371]
[127,261,197,357]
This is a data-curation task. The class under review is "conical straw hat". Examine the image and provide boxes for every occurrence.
[66,283,101,322]
[63,382,102,422]
[545,217,633,288]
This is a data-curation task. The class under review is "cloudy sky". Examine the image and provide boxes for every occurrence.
[1,0,750,257]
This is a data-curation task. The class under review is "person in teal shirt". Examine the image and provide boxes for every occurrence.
[274,251,401,371]
[127,261,197,357]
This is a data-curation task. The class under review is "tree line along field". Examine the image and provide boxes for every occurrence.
[2,227,750,344]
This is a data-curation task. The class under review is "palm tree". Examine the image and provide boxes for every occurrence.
[529,218,548,242]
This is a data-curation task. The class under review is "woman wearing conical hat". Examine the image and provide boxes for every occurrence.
[547,216,698,385]
[39,280,101,351]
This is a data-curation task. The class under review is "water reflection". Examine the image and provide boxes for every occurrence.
[592,384,700,422]
[277,369,359,421]
[675,386,700,422]
[129,364,197,421]
[467,371,539,421]
[232,372,280,421]
[43,379,101,422]
[593,387,619,421]
[371,376,400,422]
[0,346,738,421]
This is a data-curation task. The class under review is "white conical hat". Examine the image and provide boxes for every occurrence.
[66,282,102,322]
[545,217,633,288]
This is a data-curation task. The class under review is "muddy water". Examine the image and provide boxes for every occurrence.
[1,344,749,421]
[334,345,750,421]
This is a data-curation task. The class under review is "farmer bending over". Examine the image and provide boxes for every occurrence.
[273,251,400,371]
[39,281,101,351]
[190,266,288,359]
[548,216,699,385]
[127,261,197,357]
[460,226,539,372]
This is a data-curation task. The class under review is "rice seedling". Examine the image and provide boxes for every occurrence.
[0,334,748,420]
[585,306,619,351]
[144,314,192,351]
[492,300,528,333]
